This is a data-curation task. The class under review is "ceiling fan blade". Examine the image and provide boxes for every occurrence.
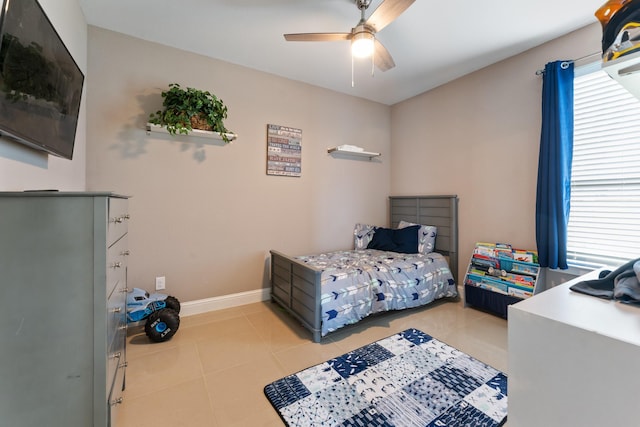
[284,33,351,42]
[374,39,395,71]
[366,0,416,32]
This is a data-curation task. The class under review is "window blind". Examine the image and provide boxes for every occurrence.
[568,69,640,269]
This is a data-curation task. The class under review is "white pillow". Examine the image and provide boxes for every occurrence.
[398,220,437,254]
[354,223,376,249]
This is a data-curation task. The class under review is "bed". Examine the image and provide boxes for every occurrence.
[270,195,459,342]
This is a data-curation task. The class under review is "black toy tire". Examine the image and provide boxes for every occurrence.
[164,295,181,313]
[144,308,180,342]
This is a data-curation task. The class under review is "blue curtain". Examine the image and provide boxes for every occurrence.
[535,61,574,269]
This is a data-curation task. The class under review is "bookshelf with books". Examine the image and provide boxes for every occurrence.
[464,242,541,318]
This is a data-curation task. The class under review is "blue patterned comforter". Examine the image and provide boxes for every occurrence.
[295,250,457,337]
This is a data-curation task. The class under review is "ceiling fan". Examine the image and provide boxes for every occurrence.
[284,0,416,72]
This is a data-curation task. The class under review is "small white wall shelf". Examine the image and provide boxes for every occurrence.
[145,123,237,142]
[327,147,381,159]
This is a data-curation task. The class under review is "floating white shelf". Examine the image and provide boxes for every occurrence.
[327,147,381,159]
[145,123,237,142]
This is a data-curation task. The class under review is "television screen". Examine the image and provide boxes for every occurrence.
[0,0,84,160]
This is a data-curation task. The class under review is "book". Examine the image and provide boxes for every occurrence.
[513,249,536,263]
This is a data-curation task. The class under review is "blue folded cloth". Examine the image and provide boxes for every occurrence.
[570,257,640,304]
[613,260,640,304]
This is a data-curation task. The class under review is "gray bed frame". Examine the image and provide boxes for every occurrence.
[270,195,459,342]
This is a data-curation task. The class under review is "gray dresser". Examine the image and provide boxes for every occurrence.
[0,192,129,426]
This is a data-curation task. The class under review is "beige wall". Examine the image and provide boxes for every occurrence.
[86,27,391,302]
[390,23,602,281]
[0,0,87,191]
[3,13,604,302]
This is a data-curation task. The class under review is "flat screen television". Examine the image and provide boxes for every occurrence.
[0,0,84,160]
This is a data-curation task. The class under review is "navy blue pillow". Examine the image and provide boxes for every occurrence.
[366,225,420,254]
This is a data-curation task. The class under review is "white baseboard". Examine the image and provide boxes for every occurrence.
[180,288,271,317]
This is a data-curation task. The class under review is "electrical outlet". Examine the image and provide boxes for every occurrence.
[155,276,166,290]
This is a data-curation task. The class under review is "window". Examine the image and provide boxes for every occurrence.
[568,64,640,269]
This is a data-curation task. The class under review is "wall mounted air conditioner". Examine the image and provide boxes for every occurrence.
[603,50,640,100]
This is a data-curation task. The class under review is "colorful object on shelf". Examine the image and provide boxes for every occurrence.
[464,242,541,318]
[596,0,640,61]
[467,242,540,299]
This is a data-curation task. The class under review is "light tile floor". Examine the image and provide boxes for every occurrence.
[116,296,508,427]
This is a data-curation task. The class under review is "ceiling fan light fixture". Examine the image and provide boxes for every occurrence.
[283,0,416,72]
[351,30,374,58]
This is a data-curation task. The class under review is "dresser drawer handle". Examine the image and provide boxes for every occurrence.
[112,214,131,224]
[118,325,127,331]
[110,397,123,406]
[111,307,122,313]
[119,361,128,369]
[111,262,122,269]
[109,352,121,360]
[121,250,130,256]
[119,287,129,293]
[112,214,130,223]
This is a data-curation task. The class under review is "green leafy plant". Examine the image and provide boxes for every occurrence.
[148,83,233,143]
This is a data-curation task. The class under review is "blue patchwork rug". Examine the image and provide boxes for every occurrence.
[264,328,507,426]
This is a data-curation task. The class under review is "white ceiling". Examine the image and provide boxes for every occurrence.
[79,0,606,105]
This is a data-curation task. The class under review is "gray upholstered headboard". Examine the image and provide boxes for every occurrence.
[389,195,459,284]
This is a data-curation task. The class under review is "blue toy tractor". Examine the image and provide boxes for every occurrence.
[126,288,181,342]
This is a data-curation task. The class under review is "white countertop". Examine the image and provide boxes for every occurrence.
[509,268,640,347]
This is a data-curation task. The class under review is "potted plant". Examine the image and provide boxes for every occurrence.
[148,83,234,143]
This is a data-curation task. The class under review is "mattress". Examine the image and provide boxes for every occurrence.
[295,249,458,336]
